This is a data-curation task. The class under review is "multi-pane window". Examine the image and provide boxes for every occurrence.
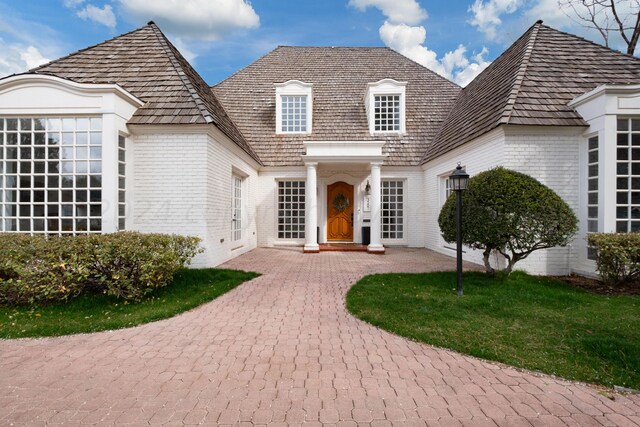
[277,180,305,239]
[616,118,640,233]
[232,175,242,242]
[374,95,400,132]
[381,180,404,239]
[281,95,307,133]
[118,135,126,231]
[0,117,102,234]
[587,136,599,260]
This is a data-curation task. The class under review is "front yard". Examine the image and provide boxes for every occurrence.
[346,271,640,390]
[0,268,258,338]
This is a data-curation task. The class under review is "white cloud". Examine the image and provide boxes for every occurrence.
[0,39,50,77]
[63,0,85,8]
[20,46,50,69]
[468,0,523,40]
[379,21,490,86]
[171,37,198,63]
[348,0,427,25]
[77,4,117,28]
[118,0,260,40]
[452,47,491,86]
[525,0,572,28]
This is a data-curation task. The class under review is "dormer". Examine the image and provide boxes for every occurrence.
[275,80,313,134]
[365,79,407,135]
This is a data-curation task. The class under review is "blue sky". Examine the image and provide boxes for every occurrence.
[0,0,634,86]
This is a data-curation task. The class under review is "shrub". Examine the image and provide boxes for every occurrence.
[0,234,92,306]
[587,233,640,285]
[88,232,202,300]
[438,167,578,274]
[0,232,202,306]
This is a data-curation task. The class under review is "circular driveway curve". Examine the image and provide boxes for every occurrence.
[1,247,639,426]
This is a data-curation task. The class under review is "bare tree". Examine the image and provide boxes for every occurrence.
[560,0,640,54]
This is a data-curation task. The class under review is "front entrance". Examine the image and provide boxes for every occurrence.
[327,181,354,241]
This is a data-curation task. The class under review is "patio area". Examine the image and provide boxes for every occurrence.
[1,247,639,426]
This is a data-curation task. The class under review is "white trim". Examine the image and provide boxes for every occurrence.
[365,78,407,135]
[275,80,313,135]
[0,74,143,119]
[569,83,640,108]
[302,140,387,163]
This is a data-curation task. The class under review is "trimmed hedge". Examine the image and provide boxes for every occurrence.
[0,232,202,306]
[587,233,640,285]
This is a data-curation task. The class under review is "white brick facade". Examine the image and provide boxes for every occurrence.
[503,127,583,275]
[423,126,586,276]
[131,127,259,267]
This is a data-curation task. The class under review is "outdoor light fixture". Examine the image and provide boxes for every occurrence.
[449,163,469,297]
[365,180,371,194]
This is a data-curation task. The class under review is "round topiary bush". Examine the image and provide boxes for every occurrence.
[438,167,578,274]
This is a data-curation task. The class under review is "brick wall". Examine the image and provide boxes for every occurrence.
[504,130,581,275]
[423,128,507,267]
[423,127,583,276]
[132,130,258,267]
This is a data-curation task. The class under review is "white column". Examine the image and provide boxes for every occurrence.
[304,162,320,253]
[368,162,385,253]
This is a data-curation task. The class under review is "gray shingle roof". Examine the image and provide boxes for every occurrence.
[27,22,261,164]
[213,46,461,167]
[424,21,640,163]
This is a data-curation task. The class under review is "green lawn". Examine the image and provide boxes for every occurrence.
[0,268,259,339]
[346,271,640,389]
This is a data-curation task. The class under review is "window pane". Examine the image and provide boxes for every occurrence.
[0,116,102,234]
[277,180,306,239]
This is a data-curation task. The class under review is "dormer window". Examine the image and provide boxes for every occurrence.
[365,79,407,134]
[275,80,312,134]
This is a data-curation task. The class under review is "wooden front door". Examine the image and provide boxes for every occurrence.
[327,181,354,241]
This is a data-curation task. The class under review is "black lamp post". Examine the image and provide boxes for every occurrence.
[449,163,469,297]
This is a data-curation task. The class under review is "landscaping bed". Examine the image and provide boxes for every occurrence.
[346,271,640,390]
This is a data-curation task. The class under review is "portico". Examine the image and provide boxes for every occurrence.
[302,141,387,254]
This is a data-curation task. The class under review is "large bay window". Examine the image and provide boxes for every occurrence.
[0,117,102,234]
[616,118,640,232]
[275,80,312,134]
[381,179,404,239]
[277,180,305,239]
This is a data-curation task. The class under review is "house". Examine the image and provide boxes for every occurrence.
[0,20,638,276]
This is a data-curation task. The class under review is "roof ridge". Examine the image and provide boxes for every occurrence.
[213,46,285,87]
[30,23,154,74]
[500,21,542,124]
[148,23,213,124]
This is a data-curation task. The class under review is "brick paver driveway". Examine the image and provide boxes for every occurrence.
[1,248,639,426]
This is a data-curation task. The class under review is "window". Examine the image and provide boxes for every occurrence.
[232,175,243,242]
[277,180,305,239]
[275,80,312,134]
[118,135,126,231]
[281,96,307,133]
[615,118,640,233]
[365,79,407,134]
[587,136,598,260]
[374,95,400,132]
[443,177,453,201]
[0,117,102,234]
[381,180,404,239]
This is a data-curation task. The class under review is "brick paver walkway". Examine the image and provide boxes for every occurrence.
[1,247,639,426]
